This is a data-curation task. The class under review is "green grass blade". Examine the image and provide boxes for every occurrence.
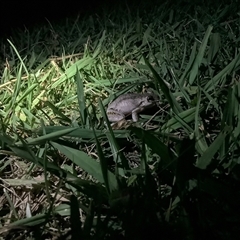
[15,127,79,146]
[144,56,182,114]
[161,107,203,133]
[131,127,173,169]
[75,70,87,125]
[179,42,197,87]
[43,101,72,123]
[98,98,130,171]
[38,126,130,139]
[7,39,29,75]
[51,141,118,188]
[189,25,213,85]
[204,53,240,92]
[196,126,232,169]
[207,32,221,63]
[93,30,106,58]
[93,127,115,194]
[51,57,94,88]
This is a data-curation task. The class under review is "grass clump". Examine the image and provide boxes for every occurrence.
[1,0,240,239]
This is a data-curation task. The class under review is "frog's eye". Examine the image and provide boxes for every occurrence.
[147,96,155,101]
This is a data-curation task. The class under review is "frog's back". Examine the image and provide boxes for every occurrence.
[108,93,144,114]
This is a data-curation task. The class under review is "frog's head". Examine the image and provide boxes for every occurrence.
[140,94,157,107]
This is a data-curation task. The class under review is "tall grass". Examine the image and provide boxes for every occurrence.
[0,0,240,239]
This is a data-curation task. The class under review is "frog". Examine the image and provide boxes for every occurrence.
[107,92,158,122]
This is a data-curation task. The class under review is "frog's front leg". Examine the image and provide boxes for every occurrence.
[132,106,147,122]
[107,109,126,122]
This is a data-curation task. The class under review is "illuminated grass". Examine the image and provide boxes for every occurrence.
[0,0,240,239]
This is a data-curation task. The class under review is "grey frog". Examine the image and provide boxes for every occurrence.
[107,93,158,122]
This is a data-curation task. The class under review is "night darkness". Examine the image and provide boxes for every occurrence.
[0,0,125,36]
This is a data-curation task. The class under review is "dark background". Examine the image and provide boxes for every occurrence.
[0,0,127,36]
[1,0,230,37]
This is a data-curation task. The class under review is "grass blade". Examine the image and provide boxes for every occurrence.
[75,70,87,125]
[144,56,182,114]
[189,25,213,85]
[196,126,232,169]
[51,141,118,188]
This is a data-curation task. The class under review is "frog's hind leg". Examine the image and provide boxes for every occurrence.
[107,109,126,122]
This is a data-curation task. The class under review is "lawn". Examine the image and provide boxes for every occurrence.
[1,0,240,239]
